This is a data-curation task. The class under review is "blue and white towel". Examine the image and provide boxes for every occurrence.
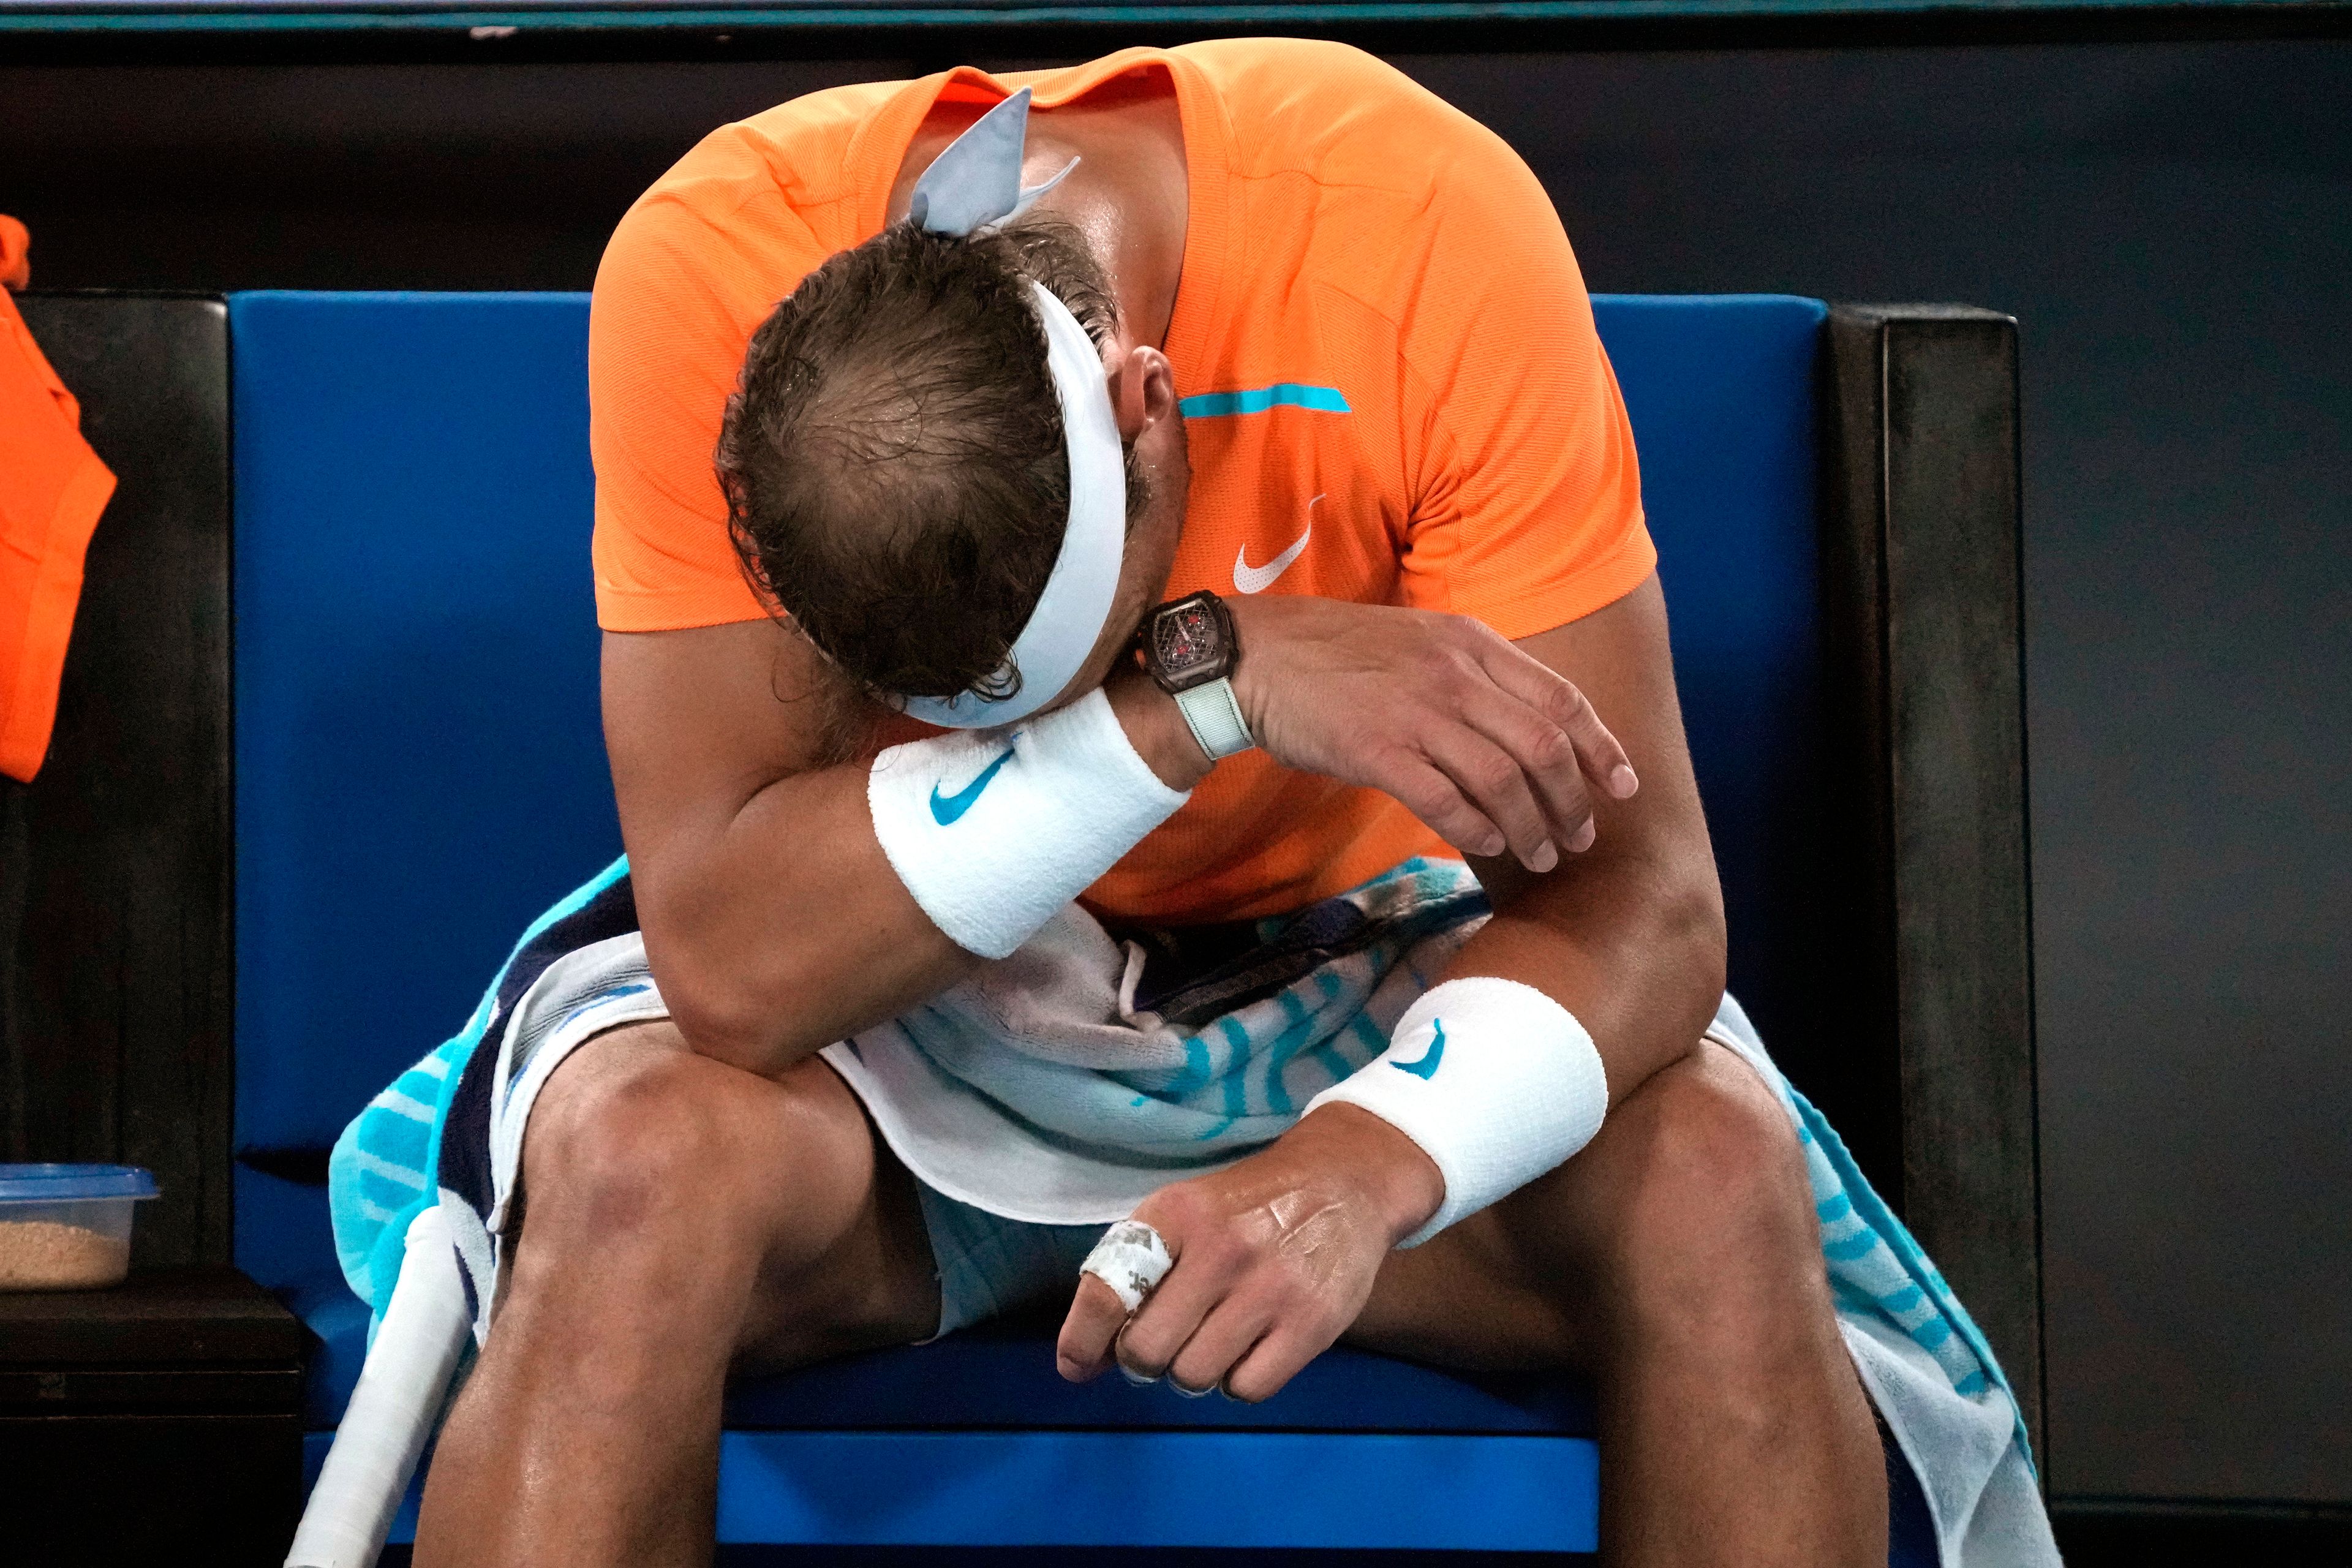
[329,854,2056,1566]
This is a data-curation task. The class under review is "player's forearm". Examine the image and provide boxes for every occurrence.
[1267,844,1722,1251]
[1449,834,1728,1106]
[633,761,982,1076]
[1102,664,1219,790]
[635,668,1209,1077]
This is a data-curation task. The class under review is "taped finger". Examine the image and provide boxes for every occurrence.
[1080,1218,1173,1314]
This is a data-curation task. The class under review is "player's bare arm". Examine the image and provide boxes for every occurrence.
[607,513,1639,1082]
[1058,573,1719,1398]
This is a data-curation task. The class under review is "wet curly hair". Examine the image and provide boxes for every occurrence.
[716,214,1145,713]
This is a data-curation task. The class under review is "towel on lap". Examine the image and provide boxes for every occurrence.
[328,853,2056,1566]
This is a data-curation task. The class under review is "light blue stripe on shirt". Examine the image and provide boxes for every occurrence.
[1178,383,1351,418]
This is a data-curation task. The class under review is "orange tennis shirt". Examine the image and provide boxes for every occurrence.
[589,38,1654,924]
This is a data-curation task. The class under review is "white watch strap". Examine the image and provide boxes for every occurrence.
[1173,677,1254,761]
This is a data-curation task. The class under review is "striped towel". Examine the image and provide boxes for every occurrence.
[327,853,2053,1566]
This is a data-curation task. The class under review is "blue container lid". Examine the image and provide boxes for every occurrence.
[0,1164,160,1201]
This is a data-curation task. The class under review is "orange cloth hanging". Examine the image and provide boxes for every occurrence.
[0,216,116,783]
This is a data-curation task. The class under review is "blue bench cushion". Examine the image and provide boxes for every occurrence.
[309,1428,1607,1555]
[231,290,620,1159]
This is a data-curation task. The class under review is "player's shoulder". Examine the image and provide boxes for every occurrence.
[1176,38,1517,192]
[672,77,902,206]
[596,77,903,300]
[1177,36,1427,110]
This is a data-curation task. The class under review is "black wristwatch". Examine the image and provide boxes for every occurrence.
[1139,591,1256,760]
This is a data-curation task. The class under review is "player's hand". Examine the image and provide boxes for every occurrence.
[1055,1104,1441,1401]
[1226,595,1638,873]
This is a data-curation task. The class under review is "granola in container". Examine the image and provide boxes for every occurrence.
[0,1165,159,1289]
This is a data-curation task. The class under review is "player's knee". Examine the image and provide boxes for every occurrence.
[524,1044,812,1253]
[529,1051,720,1232]
[1602,1050,1817,1336]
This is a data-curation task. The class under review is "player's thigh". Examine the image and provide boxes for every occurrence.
[1341,1180,1595,1374]
[513,1020,940,1367]
[1343,1039,1804,1374]
[733,1056,943,1370]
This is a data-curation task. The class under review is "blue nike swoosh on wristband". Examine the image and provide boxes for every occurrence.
[1392,1019,1446,1079]
[929,745,1017,825]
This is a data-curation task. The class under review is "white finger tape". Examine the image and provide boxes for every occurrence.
[1079,1218,1174,1315]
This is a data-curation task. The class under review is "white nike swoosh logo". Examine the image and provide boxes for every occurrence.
[1233,496,1321,594]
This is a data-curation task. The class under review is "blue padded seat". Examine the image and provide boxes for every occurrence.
[230,289,1833,1553]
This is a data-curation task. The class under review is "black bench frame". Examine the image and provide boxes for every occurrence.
[0,292,2041,1555]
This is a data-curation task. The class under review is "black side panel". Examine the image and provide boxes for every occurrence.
[0,293,233,1268]
[1825,304,2044,1457]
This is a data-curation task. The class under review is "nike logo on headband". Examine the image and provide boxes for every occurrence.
[1234,496,1321,595]
[930,745,1017,826]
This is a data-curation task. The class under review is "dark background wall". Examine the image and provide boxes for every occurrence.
[4,32,2346,1510]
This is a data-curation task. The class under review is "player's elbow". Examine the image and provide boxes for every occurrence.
[1658,854,1729,1019]
[657,959,780,1073]
[635,876,807,1075]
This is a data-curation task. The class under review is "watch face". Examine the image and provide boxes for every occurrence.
[1153,600,1226,684]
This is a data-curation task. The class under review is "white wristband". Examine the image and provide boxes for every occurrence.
[1304,976,1608,1248]
[869,687,1188,960]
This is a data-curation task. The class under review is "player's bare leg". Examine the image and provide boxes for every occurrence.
[413,1022,938,1568]
[1351,1040,1885,1568]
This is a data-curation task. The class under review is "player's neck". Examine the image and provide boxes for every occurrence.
[889,78,1189,353]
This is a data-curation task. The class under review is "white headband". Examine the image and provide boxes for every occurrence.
[897,88,1129,729]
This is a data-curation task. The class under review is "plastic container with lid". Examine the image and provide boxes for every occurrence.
[0,1164,159,1291]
